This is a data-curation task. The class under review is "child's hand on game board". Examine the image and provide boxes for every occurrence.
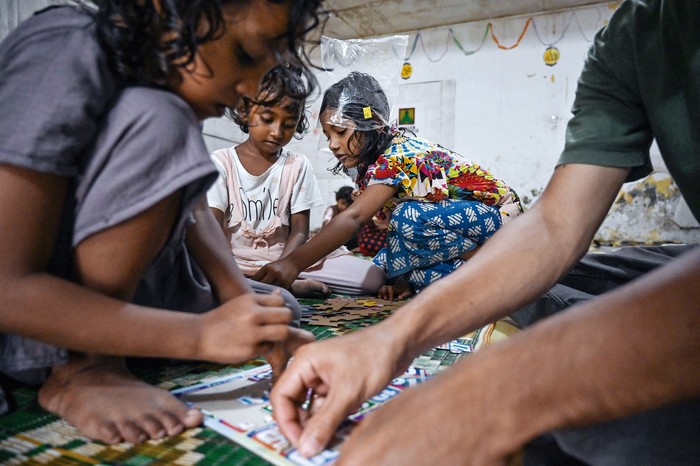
[253,257,302,290]
[197,292,295,364]
[271,323,410,457]
[267,327,316,385]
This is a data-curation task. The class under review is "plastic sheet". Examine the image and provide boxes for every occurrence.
[314,35,408,148]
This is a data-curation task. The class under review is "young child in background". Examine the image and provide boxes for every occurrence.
[324,186,387,259]
[321,186,358,250]
[322,186,354,227]
[254,71,522,298]
[208,66,385,297]
[0,0,323,445]
[356,209,389,257]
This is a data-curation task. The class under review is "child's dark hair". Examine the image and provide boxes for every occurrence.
[86,0,325,96]
[320,72,393,179]
[335,186,354,203]
[228,65,310,137]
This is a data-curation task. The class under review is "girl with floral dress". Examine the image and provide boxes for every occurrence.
[254,72,522,297]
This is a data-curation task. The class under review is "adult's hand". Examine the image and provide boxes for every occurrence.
[336,352,521,466]
[341,247,700,464]
[271,325,410,457]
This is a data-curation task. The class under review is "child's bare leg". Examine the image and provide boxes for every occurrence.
[460,245,482,261]
[0,170,203,443]
[41,193,202,443]
[38,353,202,444]
[290,279,331,298]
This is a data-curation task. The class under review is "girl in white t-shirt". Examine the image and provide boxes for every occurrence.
[208,66,385,297]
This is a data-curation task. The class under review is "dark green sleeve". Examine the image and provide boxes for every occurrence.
[558,0,654,182]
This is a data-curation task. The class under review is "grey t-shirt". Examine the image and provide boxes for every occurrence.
[0,6,117,175]
[73,87,216,249]
[0,5,118,386]
[82,87,218,314]
[0,6,218,379]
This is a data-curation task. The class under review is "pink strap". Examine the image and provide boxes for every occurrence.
[211,149,299,247]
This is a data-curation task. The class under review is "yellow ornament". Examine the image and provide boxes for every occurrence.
[401,62,413,79]
[544,46,560,66]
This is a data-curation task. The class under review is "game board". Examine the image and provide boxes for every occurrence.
[173,364,431,466]
[0,295,519,465]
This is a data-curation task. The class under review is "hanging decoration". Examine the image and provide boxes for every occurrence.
[451,24,491,57]
[398,107,415,125]
[401,62,413,79]
[489,18,532,50]
[543,46,560,66]
[394,5,614,65]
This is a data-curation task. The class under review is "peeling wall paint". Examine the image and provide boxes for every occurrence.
[594,173,700,246]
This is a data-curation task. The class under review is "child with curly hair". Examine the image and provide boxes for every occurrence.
[0,0,324,444]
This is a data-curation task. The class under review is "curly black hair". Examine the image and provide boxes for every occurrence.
[82,0,325,96]
[320,72,394,180]
[335,186,354,203]
[228,64,310,138]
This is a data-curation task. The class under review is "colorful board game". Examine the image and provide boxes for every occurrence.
[0,294,519,465]
[173,364,431,466]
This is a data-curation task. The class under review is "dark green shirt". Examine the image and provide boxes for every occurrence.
[558,0,700,221]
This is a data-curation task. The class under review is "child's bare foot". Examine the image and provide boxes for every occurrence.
[290,278,331,298]
[378,281,415,300]
[38,355,202,444]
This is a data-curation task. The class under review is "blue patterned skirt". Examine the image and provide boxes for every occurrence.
[372,199,502,292]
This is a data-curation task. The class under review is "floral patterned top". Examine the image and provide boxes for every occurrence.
[361,133,517,208]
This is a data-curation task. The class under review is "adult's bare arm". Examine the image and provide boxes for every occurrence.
[272,163,631,455]
[337,245,700,465]
[386,162,632,357]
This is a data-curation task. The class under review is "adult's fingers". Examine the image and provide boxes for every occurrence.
[296,387,355,457]
[271,363,316,445]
